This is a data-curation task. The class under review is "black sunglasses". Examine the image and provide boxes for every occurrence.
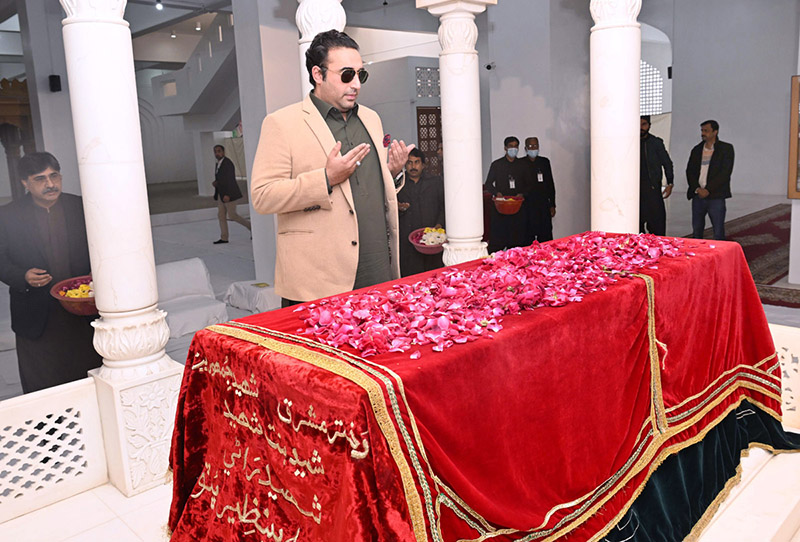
[321,66,369,84]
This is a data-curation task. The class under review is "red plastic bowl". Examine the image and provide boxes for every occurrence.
[493,195,524,215]
[49,275,98,316]
[409,228,444,255]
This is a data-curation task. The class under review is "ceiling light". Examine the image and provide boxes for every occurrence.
[156,0,163,10]
[195,22,201,32]
[170,30,176,39]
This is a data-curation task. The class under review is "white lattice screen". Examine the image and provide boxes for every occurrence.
[769,324,800,431]
[0,379,107,523]
[640,60,663,116]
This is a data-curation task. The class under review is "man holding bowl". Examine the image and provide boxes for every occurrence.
[0,152,101,393]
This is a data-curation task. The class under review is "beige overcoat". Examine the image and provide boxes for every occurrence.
[251,94,402,302]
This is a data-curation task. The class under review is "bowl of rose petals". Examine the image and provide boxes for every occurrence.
[50,275,97,316]
[493,195,524,215]
[409,227,446,255]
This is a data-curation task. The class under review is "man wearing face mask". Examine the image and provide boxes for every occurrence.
[0,152,102,393]
[483,136,531,253]
[522,137,556,243]
[639,115,674,236]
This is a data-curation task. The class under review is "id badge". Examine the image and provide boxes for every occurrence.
[509,176,516,190]
[537,172,544,183]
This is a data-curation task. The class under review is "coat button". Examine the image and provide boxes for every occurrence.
[351,241,357,246]
[349,209,354,214]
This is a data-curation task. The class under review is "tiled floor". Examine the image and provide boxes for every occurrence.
[2,193,800,540]
[0,481,173,542]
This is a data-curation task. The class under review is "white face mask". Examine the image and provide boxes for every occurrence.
[506,148,519,159]
[527,149,539,159]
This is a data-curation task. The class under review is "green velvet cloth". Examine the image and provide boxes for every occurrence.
[606,401,800,541]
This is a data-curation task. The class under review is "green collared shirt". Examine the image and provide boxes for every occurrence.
[310,91,391,290]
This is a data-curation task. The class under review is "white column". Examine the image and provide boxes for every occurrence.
[60,0,183,496]
[296,0,346,97]
[232,0,304,283]
[418,0,494,266]
[589,0,642,233]
[193,131,216,197]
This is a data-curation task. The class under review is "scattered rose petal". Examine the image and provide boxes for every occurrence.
[295,233,689,360]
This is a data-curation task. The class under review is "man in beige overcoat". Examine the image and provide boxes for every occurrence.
[251,30,413,307]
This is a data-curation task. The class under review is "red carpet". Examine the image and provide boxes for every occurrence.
[696,204,798,307]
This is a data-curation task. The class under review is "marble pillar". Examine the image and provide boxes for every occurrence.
[296,0,347,97]
[589,0,642,233]
[59,0,183,496]
[418,0,495,265]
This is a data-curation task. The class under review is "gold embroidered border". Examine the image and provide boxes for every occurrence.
[224,321,443,542]
[633,274,668,435]
[665,353,780,414]
[205,324,429,542]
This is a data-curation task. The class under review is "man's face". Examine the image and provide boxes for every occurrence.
[312,47,364,113]
[525,138,539,152]
[504,141,519,152]
[406,155,425,181]
[22,167,62,208]
[701,124,717,143]
[214,147,224,160]
[640,119,650,138]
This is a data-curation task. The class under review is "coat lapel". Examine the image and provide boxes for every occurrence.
[302,95,355,210]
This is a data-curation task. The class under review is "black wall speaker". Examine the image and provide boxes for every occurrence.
[48,74,61,92]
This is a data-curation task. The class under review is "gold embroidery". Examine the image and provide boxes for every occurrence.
[206,324,429,542]
[633,273,668,434]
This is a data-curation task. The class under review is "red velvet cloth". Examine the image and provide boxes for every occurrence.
[169,236,784,542]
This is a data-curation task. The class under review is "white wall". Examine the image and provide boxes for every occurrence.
[17,0,79,195]
[345,27,439,64]
[641,23,672,114]
[485,0,592,239]
[136,69,196,184]
[643,0,800,197]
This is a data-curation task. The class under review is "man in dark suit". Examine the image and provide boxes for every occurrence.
[0,152,102,393]
[397,147,445,277]
[212,144,251,244]
[522,136,556,243]
[686,120,735,240]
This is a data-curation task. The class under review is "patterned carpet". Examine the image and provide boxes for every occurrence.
[697,204,798,307]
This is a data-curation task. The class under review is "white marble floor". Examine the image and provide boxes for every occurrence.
[2,196,800,540]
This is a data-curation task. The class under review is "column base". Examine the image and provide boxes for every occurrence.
[90,358,184,497]
[442,240,488,267]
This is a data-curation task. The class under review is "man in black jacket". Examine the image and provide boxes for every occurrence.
[686,120,734,240]
[212,144,251,244]
[639,116,674,236]
[0,152,102,393]
[522,137,556,243]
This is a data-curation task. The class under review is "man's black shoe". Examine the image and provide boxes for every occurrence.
[213,239,228,244]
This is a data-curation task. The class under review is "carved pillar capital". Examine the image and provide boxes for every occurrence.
[296,0,346,45]
[91,307,172,380]
[589,0,642,30]
[60,0,127,25]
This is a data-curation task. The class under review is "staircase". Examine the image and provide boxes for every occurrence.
[150,12,239,130]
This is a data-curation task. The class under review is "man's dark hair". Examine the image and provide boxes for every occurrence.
[19,152,60,180]
[305,30,360,88]
[701,119,719,132]
[503,136,519,147]
[408,147,426,163]
[214,145,225,152]
[641,115,651,123]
